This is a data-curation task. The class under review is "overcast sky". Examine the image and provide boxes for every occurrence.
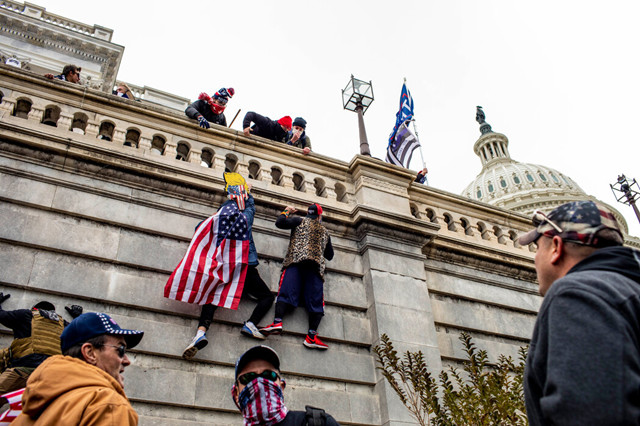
[38,0,640,236]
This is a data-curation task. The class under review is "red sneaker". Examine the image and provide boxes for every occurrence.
[304,334,328,350]
[260,322,283,335]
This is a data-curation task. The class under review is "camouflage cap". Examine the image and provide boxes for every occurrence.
[518,200,624,247]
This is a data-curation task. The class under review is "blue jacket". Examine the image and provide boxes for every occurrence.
[220,195,258,266]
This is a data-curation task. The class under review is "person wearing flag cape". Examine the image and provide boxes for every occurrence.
[164,173,275,360]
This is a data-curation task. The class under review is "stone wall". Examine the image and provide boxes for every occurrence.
[0,66,540,425]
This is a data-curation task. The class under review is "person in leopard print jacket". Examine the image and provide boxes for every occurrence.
[260,204,334,350]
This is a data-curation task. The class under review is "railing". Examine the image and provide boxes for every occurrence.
[0,69,539,261]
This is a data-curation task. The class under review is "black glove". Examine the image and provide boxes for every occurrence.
[0,293,10,305]
[65,305,83,319]
[198,116,210,129]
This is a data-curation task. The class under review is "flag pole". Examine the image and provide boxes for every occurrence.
[405,77,428,183]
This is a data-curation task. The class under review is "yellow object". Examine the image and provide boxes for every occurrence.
[10,310,64,360]
[223,172,248,193]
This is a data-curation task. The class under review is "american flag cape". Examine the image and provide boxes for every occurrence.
[388,83,414,145]
[386,121,420,168]
[164,201,250,309]
[0,387,24,425]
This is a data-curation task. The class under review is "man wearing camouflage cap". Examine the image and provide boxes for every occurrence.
[519,200,640,425]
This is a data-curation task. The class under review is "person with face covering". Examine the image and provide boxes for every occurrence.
[185,87,235,128]
[242,112,292,143]
[232,345,340,425]
[260,204,334,350]
[286,117,312,155]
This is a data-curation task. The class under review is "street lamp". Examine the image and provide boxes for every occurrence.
[342,75,374,156]
[610,174,640,225]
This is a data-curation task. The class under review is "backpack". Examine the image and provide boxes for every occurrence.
[304,406,327,426]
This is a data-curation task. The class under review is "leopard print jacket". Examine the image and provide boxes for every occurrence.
[282,217,330,278]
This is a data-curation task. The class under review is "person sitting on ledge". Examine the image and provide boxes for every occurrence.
[286,117,311,155]
[243,112,291,143]
[415,167,428,184]
[44,65,81,84]
[185,87,234,129]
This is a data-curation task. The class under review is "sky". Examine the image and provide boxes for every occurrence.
[36,0,640,236]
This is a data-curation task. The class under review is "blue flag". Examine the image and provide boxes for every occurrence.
[388,83,414,145]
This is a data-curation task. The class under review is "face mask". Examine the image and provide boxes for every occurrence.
[237,377,288,426]
[211,103,226,114]
[117,92,125,97]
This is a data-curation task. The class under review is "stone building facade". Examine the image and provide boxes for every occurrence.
[0,63,544,425]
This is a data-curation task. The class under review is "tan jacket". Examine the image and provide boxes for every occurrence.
[12,355,138,425]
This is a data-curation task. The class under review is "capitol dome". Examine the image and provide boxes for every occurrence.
[463,107,629,233]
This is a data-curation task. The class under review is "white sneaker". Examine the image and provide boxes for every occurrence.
[182,334,208,360]
[241,322,266,340]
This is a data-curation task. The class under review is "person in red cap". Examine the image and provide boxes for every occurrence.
[185,87,235,128]
[242,112,291,143]
[260,204,334,350]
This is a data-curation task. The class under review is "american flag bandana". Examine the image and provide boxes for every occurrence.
[164,201,250,308]
[236,377,288,426]
[227,184,248,211]
[0,387,24,425]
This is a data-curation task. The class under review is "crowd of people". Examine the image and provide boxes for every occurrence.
[26,65,640,426]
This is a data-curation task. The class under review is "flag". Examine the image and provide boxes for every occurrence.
[164,201,250,309]
[0,387,24,425]
[388,83,414,144]
[385,121,420,168]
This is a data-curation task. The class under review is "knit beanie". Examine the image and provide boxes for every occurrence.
[214,87,235,100]
[277,116,293,131]
[292,117,307,129]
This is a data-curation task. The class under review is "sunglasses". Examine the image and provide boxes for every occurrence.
[237,370,280,386]
[531,210,564,241]
[98,343,127,358]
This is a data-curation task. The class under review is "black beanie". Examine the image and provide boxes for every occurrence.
[292,117,307,129]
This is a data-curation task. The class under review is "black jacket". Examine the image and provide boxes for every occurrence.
[525,246,640,425]
[185,100,227,127]
[242,111,287,142]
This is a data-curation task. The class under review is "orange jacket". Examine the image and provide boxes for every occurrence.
[12,355,138,425]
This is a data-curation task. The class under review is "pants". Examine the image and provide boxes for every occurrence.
[0,367,35,394]
[198,265,274,329]
[275,262,325,332]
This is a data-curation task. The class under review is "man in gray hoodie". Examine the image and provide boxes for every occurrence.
[518,200,640,425]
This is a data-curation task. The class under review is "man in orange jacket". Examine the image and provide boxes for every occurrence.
[12,312,144,425]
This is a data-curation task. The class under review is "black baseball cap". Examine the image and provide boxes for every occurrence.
[234,345,281,381]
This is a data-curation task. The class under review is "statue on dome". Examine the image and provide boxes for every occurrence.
[476,106,486,124]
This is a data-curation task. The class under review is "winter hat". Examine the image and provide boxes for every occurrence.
[307,203,323,218]
[214,87,235,101]
[292,117,307,129]
[277,116,293,131]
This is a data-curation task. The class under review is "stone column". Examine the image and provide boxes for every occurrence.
[188,149,202,165]
[58,113,73,130]
[85,121,99,138]
[138,136,152,152]
[235,162,250,177]
[163,143,177,159]
[28,106,44,123]
[112,129,126,145]
[213,155,226,173]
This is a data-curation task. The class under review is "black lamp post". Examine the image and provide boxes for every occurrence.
[342,75,374,156]
[611,174,640,225]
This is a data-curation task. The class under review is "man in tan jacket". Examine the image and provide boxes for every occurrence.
[12,312,144,425]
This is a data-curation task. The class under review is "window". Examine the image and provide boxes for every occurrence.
[526,172,534,182]
[513,175,521,184]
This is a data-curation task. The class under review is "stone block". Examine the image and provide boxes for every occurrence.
[0,171,56,207]
[430,297,536,340]
[0,203,120,260]
[324,273,367,310]
[365,248,425,279]
[116,229,188,271]
[370,270,432,312]
[0,243,36,286]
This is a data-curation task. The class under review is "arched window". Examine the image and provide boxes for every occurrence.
[477,188,482,199]
[488,182,494,193]
[98,121,115,141]
[176,142,190,161]
[513,175,521,184]
[248,161,261,179]
[500,177,507,188]
[151,135,166,155]
[271,167,283,186]
[526,172,534,182]
[410,204,420,219]
[124,129,141,148]
[426,208,438,223]
[550,173,559,183]
[224,154,237,171]
[538,172,547,182]
[314,178,327,198]
[335,183,347,203]
[71,112,88,134]
[292,173,305,192]
[42,105,60,127]
[443,213,456,231]
[201,149,214,168]
[13,98,31,119]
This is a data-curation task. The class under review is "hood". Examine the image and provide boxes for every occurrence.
[20,355,127,418]
[568,246,640,285]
